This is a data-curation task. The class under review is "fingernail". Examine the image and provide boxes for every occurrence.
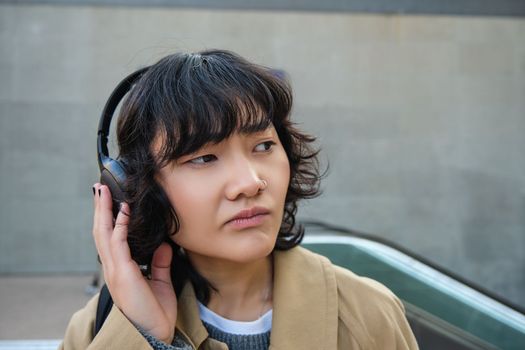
[92,187,96,196]
[119,202,130,216]
[98,189,101,196]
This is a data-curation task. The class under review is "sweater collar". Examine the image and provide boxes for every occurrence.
[176,247,339,350]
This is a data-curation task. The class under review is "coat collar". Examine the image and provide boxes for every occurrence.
[270,247,338,349]
[176,282,209,349]
[176,247,339,350]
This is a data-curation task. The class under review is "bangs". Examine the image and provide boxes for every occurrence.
[128,50,292,168]
[155,95,273,167]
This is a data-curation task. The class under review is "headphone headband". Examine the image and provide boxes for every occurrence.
[97,67,149,170]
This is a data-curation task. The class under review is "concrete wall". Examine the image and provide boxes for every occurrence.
[0,4,523,307]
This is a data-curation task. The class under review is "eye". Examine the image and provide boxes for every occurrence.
[254,141,276,152]
[188,154,217,165]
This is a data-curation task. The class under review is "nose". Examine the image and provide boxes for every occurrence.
[225,157,264,201]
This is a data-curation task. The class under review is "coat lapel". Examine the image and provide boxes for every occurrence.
[176,283,210,349]
[270,247,338,349]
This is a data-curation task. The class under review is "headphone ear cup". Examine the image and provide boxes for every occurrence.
[100,158,127,218]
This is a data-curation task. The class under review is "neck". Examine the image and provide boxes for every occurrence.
[188,253,274,321]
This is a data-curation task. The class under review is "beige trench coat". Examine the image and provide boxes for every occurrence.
[60,247,418,349]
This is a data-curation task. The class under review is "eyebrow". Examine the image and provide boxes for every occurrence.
[240,124,274,136]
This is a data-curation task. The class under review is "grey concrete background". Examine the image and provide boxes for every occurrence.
[0,3,524,338]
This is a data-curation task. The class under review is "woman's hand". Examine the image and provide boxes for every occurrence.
[92,183,177,344]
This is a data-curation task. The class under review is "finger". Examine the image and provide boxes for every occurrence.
[92,183,113,268]
[98,185,116,233]
[150,243,173,284]
[149,243,177,326]
[92,183,101,226]
[92,183,97,208]
[110,202,133,264]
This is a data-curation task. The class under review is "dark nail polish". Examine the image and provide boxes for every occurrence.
[92,187,96,196]
[98,189,101,196]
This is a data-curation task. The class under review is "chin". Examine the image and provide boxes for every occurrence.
[226,234,276,263]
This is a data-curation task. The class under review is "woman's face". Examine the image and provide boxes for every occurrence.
[155,125,290,264]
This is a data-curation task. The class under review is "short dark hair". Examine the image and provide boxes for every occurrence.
[116,49,321,303]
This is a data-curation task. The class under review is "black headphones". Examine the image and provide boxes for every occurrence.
[97,67,149,217]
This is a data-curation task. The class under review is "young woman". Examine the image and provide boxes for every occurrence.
[60,49,418,349]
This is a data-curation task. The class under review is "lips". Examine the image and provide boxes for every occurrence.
[227,207,270,222]
[226,206,270,229]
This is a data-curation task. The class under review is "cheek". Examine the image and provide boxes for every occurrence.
[166,182,214,247]
[271,151,291,201]
[161,175,217,228]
